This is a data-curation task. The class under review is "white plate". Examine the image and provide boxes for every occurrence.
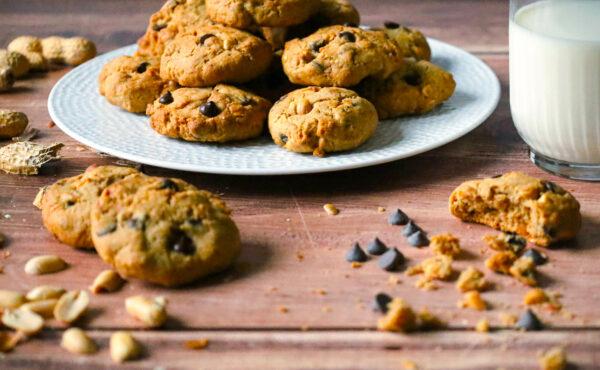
[48,40,500,175]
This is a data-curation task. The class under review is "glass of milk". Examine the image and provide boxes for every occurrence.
[510,0,600,180]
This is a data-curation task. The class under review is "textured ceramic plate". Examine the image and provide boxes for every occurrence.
[48,40,500,175]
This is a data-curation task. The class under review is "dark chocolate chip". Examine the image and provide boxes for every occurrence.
[516,309,543,331]
[152,23,167,31]
[523,249,548,265]
[542,181,560,193]
[159,91,174,105]
[65,200,76,207]
[367,237,388,255]
[198,33,215,45]
[310,39,327,52]
[491,174,503,178]
[126,218,145,230]
[372,292,392,313]
[199,101,221,117]
[378,248,404,271]
[402,220,421,237]
[407,230,429,247]
[384,21,401,29]
[136,62,150,73]
[543,227,557,238]
[404,71,422,86]
[388,209,409,226]
[506,232,526,253]
[158,178,179,191]
[343,22,358,28]
[96,223,117,237]
[339,31,356,42]
[279,134,288,144]
[345,242,368,262]
[311,61,325,72]
[169,230,196,255]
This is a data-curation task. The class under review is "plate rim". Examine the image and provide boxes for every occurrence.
[48,40,501,176]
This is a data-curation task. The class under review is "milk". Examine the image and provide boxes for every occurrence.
[509,0,600,164]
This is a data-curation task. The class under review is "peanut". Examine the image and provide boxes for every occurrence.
[26,285,65,301]
[0,109,28,139]
[2,308,44,334]
[0,49,30,78]
[24,254,67,275]
[7,36,48,71]
[61,328,97,355]
[41,36,96,66]
[54,290,89,323]
[21,299,58,318]
[0,68,15,92]
[125,295,167,327]
[90,270,125,294]
[110,331,141,363]
[0,289,26,309]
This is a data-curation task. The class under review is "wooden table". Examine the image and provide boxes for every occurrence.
[1,0,599,368]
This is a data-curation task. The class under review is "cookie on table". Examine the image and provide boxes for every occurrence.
[357,59,455,119]
[91,174,241,287]
[288,0,361,39]
[381,22,431,61]
[136,0,211,57]
[40,165,139,249]
[205,0,319,28]
[281,25,404,87]
[449,172,581,247]
[99,55,176,113]
[147,85,271,142]
[268,86,378,157]
[160,25,273,87]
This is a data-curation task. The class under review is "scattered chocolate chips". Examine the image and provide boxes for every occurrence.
[198,33,215,45]
[516,309,543,331]
[402,220,421,237]
[136,62,150,73]
[126,218,145,230]
[523,249,548,265]
[384,21,401,29]
[159,91,174,105]
[199,101,221,117]
[378,248,404,271]
[404,71,422,86]
[310,39,327,52]
[169,230,196,255]
[367,237,388,255]
[339,31,356,42]
[158,178,179,191]
[388,209,409,225]
[542,181,560,193]
[407,230,429,247]
[96,223,117,237]
[506,232,527,253]
[345,242,368,263]
[372,292,392,313]
[152,23,167,31]
[279,134,288,144]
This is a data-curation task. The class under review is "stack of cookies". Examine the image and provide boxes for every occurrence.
[98,0,456,156]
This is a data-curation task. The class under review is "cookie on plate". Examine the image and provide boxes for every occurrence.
[147,85,271,142]
[449,172,581,247]
[268,86,378,156]
[205,0,319,28]
[358,59,455,119]
[91,174,241,287]
[281,25,403,87]
[160,25,273,87]
[381,22,431,61]
[40,165,140,249]
[99,55,176,113]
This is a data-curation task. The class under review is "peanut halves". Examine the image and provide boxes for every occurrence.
[125,295,167,327]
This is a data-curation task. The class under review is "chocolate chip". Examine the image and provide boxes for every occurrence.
[491,174,503,178]
[506,232,526,253]
[279,134,288,144]
[543,227,557,238]
[158,178,178,191]
[523,249,548,265]
[516,309,543,331]
[310,40,327,52]
[378,248,404,271]
[384,21,401,29]
[407,230,429,247]
[344,22,358,28]
[198,33,215,45]
[372,292,392,313]
[367,237,388,255]
[152,23,167,31]
[402,220,421,237]
[542,181,560,193]
[404,71,422,86]
[311,61,325,72]
[388,209,409,226]
[199,101,221,117]
[136,62,150,73]
[126,218,144,230]
[96,223,117,237]
[339,31,356,42]
[159,91,174,105]
[65,200,76,207]
[169,230,196,255]
[345,242,368,262]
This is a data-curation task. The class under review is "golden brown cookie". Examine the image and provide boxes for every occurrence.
[288,0,361,39]
[449,172,581,246]
[357,59,455,119]
[91,174,241,287]
[40,165,140,249]
[380,22,431,61]
[282,25,404,87]
[160,25,273,87]
[99,55,175,113]
[268,86,378,156]
[206,0,319,28]
[147,85,271,142]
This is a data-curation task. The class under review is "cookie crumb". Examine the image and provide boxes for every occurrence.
[184,338,209,350]
[509,257,538,286]
[406,255,453,282]
[377,298,417,332]
[323,203,339,215]
[351,261,363,269]
[457,291,487,311]
[296,251,305,261]
[401,359,418,370]
[321,306,332,313]
[430,233,461,257]
[538,346,567,370]
[387,275,401,285]
[475,318,490,332]
[377,206,386,213]
[278,306,289,314]
[485,251,517,275]
[456,266,488,292]
[313,289,327,296]
[417,308,446,330]
[499,312,518,327]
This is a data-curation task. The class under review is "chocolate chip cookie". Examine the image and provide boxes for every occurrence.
[41,165,139,249]
[449,172,581,247]
[147,85,271,142]
[381,22,431,61]
[91,174,241,287]
[160,24,273,87]
[357,59,455,119]
[288,0,361,39]
[99,55,175,113]
[281,25,403,87]
[206,0,319,28]
[268,86,378,156]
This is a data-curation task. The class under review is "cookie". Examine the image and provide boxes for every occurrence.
[357,59,455,119]
[40,165,139,249]
[160,25,273,87]
[147,85,271,142]
[288,0,361,39]
[449,172,581,247]
[381,22,431,61]
[90,174,241,287]
[136,0,211,57]
[281,25,404,87]
[205,0,319,28]
[99,55,175,113]
[268,86,378,156]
